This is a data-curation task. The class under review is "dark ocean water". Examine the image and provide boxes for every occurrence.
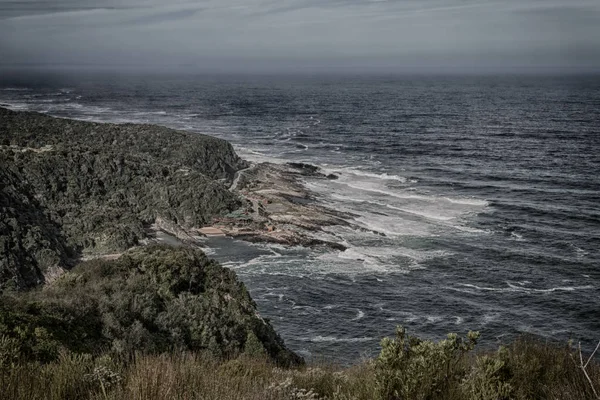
[1,72,599,363]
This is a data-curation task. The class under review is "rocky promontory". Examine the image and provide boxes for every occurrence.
[0,107,355,291]
[0,107,246,289]
[0,107,304,366]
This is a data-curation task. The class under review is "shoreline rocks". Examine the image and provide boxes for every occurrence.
[0,107,355,290]
[213,162,353,251]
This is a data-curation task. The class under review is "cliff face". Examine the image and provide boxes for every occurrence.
[0,107,248,289]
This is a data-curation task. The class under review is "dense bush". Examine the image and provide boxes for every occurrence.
[0,107,248,289]
[375,327,480,399]
[0,246,302,367]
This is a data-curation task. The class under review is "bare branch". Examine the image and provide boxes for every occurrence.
[584,340,600,370]
[579,341,600,399]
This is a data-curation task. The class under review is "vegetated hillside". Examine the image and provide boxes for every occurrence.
[0,245,302,367]
[0,107,248,289]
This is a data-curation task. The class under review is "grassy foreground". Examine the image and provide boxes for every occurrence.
[2,332,599,400]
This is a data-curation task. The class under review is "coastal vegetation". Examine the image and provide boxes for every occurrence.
[0,245,301,368]
[1,322,598,399]
[1,107,598,399]
[0,245,598,399]
[0,106,246,290]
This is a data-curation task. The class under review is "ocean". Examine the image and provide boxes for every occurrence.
[1,71,599,363]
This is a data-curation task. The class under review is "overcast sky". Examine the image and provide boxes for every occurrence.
[1,0,599,73]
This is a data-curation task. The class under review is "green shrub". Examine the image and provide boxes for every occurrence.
[461,349,513,400]
[0,246,302,366]
[375,326,479,400]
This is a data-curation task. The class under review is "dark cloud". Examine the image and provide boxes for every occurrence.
[0,0,598,72]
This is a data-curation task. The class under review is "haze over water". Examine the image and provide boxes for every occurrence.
[1,72,599,363]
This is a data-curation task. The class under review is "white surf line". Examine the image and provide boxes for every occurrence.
[351,309,365,321]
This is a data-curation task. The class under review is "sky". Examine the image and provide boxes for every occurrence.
[0,0,599,73]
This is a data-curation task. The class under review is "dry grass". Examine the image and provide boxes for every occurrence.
[1,338,599,400]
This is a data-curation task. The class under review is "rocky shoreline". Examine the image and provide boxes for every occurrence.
[0,107,366,290]
[205,162,351,250]
[0,106,313,365]
[136,160,391,255]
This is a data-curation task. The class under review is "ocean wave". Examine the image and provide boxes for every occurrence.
[351,309,365,321]
[337,180,483,208]
[385,204,456,221]
[454,282,594,294]
[339,246,451,264]
[132,110,167,116]
[352,214,433,237]
[201,246,216,256]
[443,197,489,206]
[0,102,30,110]
[1,100,114,116]
[336,168,408,183]
[328,193,457,222]
[306,336,374,343]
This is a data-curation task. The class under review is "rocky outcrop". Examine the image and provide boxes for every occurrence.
[0,107,248,289]
[213,162,370,250]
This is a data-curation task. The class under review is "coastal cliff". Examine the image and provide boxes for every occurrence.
[0,107,302,367]
[0,107,247,289]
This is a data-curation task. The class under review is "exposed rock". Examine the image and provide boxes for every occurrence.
[287,162,320,175]
[213,162,360,250]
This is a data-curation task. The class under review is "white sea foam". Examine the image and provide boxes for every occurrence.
[132,110,167,116]
[332,168,408,183]
[201,246,216,256]
[340,181,488,212]
[351,309,365,321]
[341,246,451,264]
[385,204,456,221]
[510,232,524,241]
[315,180,487,233]
[455,282,594,294]
[0,102,30,110]
[328,193,455,222]
[4,100,115,117]
[505,282,594,293]
[482,313,501,324]
[314,245,450,274]
[307,336,374,343]
[443,197,489,206]
[353,214,435,237]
